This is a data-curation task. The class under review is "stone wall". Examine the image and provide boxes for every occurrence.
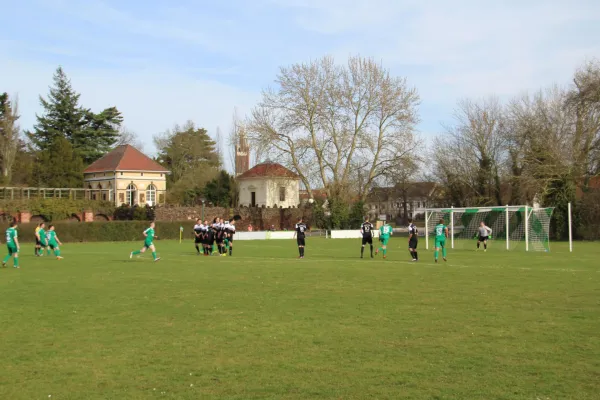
[154,206,314,231]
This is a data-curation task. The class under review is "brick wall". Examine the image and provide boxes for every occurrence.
[154,206,313,231]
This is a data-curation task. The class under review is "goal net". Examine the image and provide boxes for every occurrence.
[424,206,554,252]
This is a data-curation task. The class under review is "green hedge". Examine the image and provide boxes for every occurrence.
[0,221,195,243]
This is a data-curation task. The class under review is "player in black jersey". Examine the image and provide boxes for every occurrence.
[193,219,203,255]
[202,220,210,255]
[293,217,307,258]
[360,217,375,258]
[408,217,419,261]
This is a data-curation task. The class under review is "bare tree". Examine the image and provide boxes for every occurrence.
[247,55,420,203]
[116,127,144,151]
[0,94,21,183]
[432,97,507,206]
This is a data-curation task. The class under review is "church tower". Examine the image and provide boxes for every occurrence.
[235,126,250,176]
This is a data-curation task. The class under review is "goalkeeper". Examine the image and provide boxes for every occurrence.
[476,221,492,252]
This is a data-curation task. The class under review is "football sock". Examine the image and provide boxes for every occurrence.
[477,242,480,249]
[434,250,439,260]
[361,246,364,257]
[410,251,415,259]
[298,247,302,257]
[484,243,487,250]
[46,249,51,256]
[301,247,305,257]
[2,255,10,263]
[55,249,61,257]
[442,247,447,258]
[132,250,141,256]
[35,247,38,256]
[14,257,19,267]
[229,246,232,256]
[370,245,373,256]
[383,248,387,256]
[152,252,157,260]
[195,245,200,253]
[414,251,418,260]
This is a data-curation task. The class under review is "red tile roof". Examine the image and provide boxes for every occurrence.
[237,162,299,180]
[84,145,169,173]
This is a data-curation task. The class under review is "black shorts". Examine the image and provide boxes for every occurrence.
[362,235,373,245]
[409,238,418,249]
[194,235,203,244]
[35,238,41,246]
[478,236,489,242]
[297,237,306,246]
[216,235,224,244]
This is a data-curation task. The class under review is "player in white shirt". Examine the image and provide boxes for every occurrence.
[476,221,493,252]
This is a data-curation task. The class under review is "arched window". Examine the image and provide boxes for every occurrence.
[126,184,137,206]
[146,184,157,206]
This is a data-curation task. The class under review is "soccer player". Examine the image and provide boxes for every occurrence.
[193,219,203,255]
[2,221,20,268]
[35,222,46,256]
[202,220,211,255]
[293,217,307,258]
[477,221,492,252]
[224,220,236,256]
[130,221,160,262]
[360,217,374,258]
[37,223,49,256]
[408,217,419,261]
[375,221,393,259]
[46,225,64,260]
[214,218,226,256]
[434,218,449,263]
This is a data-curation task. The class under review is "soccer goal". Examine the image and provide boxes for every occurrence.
[423,206,557,252]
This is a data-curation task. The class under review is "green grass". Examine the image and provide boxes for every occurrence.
[1,238,599,400]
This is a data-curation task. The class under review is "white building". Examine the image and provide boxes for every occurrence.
[237,162,300,208]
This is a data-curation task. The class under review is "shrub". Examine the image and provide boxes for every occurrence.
[0,221,194,243]
[0,199,115,221]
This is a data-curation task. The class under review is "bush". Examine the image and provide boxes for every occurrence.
[0,221,194,243]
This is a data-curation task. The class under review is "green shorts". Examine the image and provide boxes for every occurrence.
[7,244,18,255]
[48,241,58,249]
[379,236,390,246]
[143,240,154,249]
[40,240,48,247]
[435,238,446,248]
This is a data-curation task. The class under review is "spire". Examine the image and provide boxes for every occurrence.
[235,124,250,176]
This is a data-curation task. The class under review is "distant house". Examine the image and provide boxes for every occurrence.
[83,145,169,206]
[237,162,300,208]
[365,182,439,221]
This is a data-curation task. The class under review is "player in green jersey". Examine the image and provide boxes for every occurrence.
[434,218,449,263]
[375,222,393,259]
[3,221,20,268]
[130,221,160,261]
[46,225,64,260]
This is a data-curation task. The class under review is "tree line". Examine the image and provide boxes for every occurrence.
[0,67,234,206]
[245,55,599,237]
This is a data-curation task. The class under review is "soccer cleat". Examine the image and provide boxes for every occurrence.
[57,256,64,260]
[443,258,447,262]
[383,256,386,259]
[221,253,227,257]
[435,259,438,263]
[129,252,133,259]
[2,262,6,268]
[412,259,417,262]
[484,249,487,252]
[154,258,161,262]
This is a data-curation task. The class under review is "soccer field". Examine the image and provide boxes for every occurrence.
[1,238,598,400]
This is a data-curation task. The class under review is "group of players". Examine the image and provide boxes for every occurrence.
[358,217,493,263]
[2,221,65,269]
[193,218,237,257]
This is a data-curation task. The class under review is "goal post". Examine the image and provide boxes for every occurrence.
[424,205,556,252]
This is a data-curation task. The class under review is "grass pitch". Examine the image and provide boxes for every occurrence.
[1,238,599,399]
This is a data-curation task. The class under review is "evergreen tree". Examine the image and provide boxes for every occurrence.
[33,136,84,188]
[27,67,86,152]
[27,66,123,165]
[203,171,236,207]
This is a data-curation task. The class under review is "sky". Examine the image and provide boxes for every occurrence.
[1,0,599,171]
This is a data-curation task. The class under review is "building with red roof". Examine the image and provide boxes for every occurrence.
[237,161,300,207]
[83,145,169,206]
